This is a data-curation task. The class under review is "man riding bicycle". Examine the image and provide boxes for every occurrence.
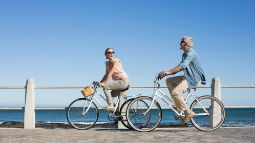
[158,36,206,124]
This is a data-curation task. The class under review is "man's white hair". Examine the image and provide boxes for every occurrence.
[182,36,194,47]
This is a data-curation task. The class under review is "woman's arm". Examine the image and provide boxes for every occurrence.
[103,60,119,83]
[99,60,120,86]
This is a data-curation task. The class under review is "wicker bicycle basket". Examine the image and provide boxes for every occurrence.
[81,86,94,97]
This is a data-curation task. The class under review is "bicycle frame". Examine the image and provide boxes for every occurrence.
[82,89,121,114]
[80,89,108,115]
[145,80,209,117]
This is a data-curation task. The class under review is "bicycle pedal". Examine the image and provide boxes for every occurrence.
[114,111,121,116]
[113,115,123,120]
[116,116,123,121]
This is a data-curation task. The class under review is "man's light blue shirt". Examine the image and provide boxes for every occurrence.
[178,48,206,89]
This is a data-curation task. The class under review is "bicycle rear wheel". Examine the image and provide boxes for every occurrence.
[119,98,134,129]
[126,96,162,132]
[66,98,98,130]
[190,95,225,131]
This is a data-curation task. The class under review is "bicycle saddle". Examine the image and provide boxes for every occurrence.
[119,85,129,92]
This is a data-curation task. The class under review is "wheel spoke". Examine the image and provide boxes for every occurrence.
[127,96,162,132]
[66,98,98,130]
[190,96,225,131]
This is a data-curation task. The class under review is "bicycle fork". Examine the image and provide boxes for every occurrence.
[81,99,93,116]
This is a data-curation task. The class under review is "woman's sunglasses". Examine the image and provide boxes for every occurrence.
[106,51,115,54]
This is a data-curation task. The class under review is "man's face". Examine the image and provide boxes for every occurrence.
[180,40,186,51]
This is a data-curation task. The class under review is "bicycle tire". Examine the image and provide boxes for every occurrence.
[190,95,225,131]
[119,98,134,129]
[66,98,99,130]
[126,96,162,132]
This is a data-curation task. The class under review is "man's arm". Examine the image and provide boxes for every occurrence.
[159,49,195,80]
[178,50,195,69]
[159,66,181,79]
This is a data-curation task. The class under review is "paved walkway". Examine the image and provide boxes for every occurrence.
[0,126,254,143]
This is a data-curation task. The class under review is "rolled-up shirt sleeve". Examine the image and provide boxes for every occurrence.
[178,51,195,70]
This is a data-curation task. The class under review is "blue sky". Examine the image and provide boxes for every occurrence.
[0,0,254,107]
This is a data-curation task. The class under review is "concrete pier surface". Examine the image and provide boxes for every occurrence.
[0,126,254,143]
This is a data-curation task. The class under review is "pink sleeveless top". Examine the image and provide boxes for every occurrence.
[105,58,128,80]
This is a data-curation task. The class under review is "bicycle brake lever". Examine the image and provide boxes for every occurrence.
[92,81,99,87]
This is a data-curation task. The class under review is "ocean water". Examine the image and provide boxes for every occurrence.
[0,108,254,127]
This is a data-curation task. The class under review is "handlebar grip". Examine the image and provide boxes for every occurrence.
[155,73,161,81]
[92,81,99,87]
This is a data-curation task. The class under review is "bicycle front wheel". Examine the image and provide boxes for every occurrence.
[190,95,225,131]
[66,98,98,130]
[126,96,162,132]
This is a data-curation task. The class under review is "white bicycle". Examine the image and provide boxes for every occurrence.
[66,81,143,130]
[126,74,225,132]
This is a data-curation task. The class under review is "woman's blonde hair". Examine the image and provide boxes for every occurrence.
[182,36,194,47]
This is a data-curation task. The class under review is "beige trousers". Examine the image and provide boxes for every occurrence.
[103,78,129,105]
[166,76,189,112]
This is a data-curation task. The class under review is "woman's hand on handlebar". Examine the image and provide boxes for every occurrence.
[98,82,105,87]
[93,81,100,88]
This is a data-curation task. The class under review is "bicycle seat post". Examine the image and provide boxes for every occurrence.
[110,86,129,128]
[119,85,129,99]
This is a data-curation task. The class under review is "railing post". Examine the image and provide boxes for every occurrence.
[211,77,221,127]
[118,91,127,129]
[24,78,35,129]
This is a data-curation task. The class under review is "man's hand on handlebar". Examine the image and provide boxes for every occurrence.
[157,72,164,80]
[158,71,171,80]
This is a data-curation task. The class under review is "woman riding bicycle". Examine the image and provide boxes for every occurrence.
[98,48,130,111]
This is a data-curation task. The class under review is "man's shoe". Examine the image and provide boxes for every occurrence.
[182,111,195,123]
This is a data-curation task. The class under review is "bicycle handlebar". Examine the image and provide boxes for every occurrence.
[154,73,162,88]
[92,81,100,88]
[154,73,161,83]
